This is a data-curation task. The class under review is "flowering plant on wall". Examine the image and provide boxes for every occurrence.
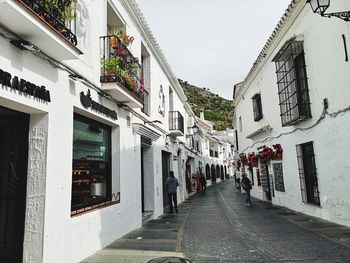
[258,145,274,164]
[247,152,258,167]
[239,153,248,166]
[273,144,283,160]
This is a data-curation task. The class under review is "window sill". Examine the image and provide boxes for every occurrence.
[71,199,120,217]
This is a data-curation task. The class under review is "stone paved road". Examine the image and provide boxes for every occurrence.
[182,181,350,262]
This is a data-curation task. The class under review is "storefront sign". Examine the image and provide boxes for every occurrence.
[0,68,51,102]
[80,89,118,120]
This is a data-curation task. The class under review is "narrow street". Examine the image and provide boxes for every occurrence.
[183,181,350,262]
[85,181,350,262]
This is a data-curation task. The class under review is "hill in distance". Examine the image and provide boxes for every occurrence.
[178,79,234,131]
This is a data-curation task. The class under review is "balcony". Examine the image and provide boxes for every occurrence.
[0,0,81,60]
[169,111,184,136]
[100,35,144,109]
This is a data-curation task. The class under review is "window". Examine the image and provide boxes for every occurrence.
[252,93,263,121]
[239,116,242,132]
[141,44,151,115]
[256,168,261,186]
[71,114,112,214]
[296,142,320,206]
[273,39,311,126]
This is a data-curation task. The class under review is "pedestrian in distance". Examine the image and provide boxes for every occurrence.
[195,172,201,192]
[241,173,252,206]
[166,171,179,213]
[200,174,207,192]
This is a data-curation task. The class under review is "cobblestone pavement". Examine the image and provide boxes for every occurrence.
[84,181,350,263]
[182,181,350,262]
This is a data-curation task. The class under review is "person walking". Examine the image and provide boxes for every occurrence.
[200,174,207,192]
[241,173,252,206]
[166,171,179,213]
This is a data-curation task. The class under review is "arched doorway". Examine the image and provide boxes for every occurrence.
[221,165,224,180]
[216,165,220,179]
[225,166,228,179]
[205,164,210,180]
[211,164,216,183]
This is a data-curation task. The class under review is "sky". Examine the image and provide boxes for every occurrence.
[136,0,292,100]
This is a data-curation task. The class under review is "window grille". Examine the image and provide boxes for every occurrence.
[273,39,311,126]
[252,93,263,121]
[296,142,320,206]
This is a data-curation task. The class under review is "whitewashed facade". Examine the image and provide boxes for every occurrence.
[233,0,350,227]
[0,0,234,262]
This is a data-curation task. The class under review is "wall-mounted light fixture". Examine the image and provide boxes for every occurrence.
[10,39,39,52]
[307,0,350,21]
[192,124,199,134]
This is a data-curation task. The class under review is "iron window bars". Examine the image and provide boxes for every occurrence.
[168,111,184,134]
[100,35,144,102]
[17,0,78,46]
[273,39,312,126]
[252,93,263,121]
[296,141,320,206]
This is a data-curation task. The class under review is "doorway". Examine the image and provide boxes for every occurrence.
[161,151,171,208]
[0,106,29,263]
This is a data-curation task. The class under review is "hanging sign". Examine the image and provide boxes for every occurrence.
[0,68,51,102]
[80,89,118,120]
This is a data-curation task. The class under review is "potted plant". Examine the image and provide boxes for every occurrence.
[101,56,121,77]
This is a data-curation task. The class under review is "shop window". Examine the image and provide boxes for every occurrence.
[273,39,311,127]
[296,141,320,206]
[252,93,263,121]
[71,113,112,214]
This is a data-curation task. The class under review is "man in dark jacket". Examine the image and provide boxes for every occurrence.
[241,173,252,206]
[166,171,179,213]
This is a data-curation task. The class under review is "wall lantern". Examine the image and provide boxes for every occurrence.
[192,124,199,134]
[307,0,350,21]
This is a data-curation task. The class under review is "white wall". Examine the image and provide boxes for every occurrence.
[234,2,350,226]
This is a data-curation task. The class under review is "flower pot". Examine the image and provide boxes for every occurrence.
[110,36,118,49]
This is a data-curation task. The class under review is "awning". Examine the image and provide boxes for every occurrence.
[133,123,162,142]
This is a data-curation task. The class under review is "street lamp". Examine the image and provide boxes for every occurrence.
[307,0,350,21]
[192,124,199,134]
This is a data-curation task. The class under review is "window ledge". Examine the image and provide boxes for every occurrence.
[246,125,272,139]
[71,199,120,217]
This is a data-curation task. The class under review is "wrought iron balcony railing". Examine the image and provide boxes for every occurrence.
[16,0,77,46]
[100,35,144,102]
[169,111,184,136]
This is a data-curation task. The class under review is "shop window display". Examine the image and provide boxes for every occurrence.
[71,113,111,213]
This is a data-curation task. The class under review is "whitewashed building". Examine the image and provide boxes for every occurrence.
[233,0,350,227]
[0,0,193,262]
[0,0,235,262]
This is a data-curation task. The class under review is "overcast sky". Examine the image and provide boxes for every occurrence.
[136,0,292,100]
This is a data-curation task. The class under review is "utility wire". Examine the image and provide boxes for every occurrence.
[240,103,350,153]
[0,25,169,135]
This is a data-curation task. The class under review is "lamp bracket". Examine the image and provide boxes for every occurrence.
[321,11,350,21]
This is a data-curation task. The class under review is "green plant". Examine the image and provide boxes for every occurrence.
[116,30,135,47]
[101,57,121,76]
[40,0,77,21]
[120,71,137,91]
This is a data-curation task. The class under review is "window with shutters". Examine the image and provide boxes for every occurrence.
[141,44,151,115]
[252,93,263,121]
